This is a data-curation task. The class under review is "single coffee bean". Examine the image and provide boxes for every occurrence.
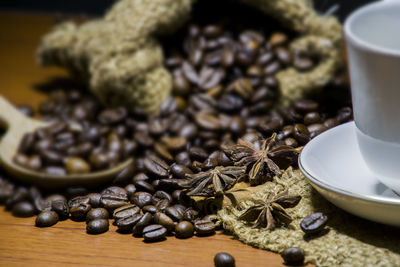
[98,107,127,124]
[214,252,235,267]
[6,187,29,210]
[194,219,216,235]
[175,221,194,239]
[143,154,169,178]
[170,163,193,179]
[323,118,339,129]
[303,112,321,125]
[115,213,142,232]
[281,247,305,266]
[89,152,109,170]
[300,212,328,235]
[52,199,69,218]
[293,99,319,113]
[154,212,175,231]
[132,212,153,236]
[86,208,109,222]
[131,192,152,208]
[293,124,311,145]
[87,219,109,234]
[113,204,140,220]
[112,164,136,185]
[18,133,35,154]
[124,184,137,198]
[100,192,129,211]
[183,209,199,222]
[152,191,172,205]
[87,193,102,208]
[307,123,328,139]
[12,201,36,217]
[284,137,298,147]
[142,224,167,242]
[36,211,59,227]
[68,196,91,220]
[143,205,158,214]
[165,206,183,222]
[134,180,155,193]
[65,157,91,174]
[27,155,42,171]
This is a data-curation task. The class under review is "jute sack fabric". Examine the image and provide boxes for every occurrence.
[218,168,400,267]
[37,0,342,114]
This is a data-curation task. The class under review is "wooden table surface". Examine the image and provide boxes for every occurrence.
[0,12,287,267]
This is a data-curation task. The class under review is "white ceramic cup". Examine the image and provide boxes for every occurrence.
[344,0,400,193]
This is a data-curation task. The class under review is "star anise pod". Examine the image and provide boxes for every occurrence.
[181,166,246,197]
[223,133,301,185]
[238,190,301,230]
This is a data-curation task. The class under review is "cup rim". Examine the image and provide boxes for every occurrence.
[344,1,400,57]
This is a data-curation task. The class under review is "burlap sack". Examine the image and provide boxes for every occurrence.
[37,0,342,114]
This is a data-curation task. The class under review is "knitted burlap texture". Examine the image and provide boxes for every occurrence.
[218,168,400,267]
[37,0,342,114]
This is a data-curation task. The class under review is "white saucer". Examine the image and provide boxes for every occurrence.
[299,121,400,227]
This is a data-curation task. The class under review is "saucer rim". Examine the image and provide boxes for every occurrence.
[299,121,400,206]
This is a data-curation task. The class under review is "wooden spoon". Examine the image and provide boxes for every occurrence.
[0,95,133,188]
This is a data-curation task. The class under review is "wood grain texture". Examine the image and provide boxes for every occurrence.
[0,12,287,267]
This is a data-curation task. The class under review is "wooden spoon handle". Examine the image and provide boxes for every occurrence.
[0,95,27,129]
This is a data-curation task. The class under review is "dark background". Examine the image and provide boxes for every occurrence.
[0,0,376,21]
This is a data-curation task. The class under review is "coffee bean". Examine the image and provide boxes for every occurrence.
[154,212,175,231]
[12,201,36,217]
[44,166,67,175]
[275,47,291,65]
[27,155,42,171]
[113,204,140,220]
[307,123,328,139]
[293,99,319,113]
[98,107,127,124]
[89,152,109,170]
[124,184,137,198]
[134,180,155,193]
[293,124,311,145]
[300,212,328,235]
[52,199,69,218]
[281,247,305,266]
[132,212,153,236]
[131,192,152,208]
[13,154,29,168]
[194,112,221,130]
[336,107,353,123]
[100,192,129,211]
[36,211,59,227]
[170,163,193,179]
[203,25,222,38]
[175,221,194,238]
[304,112,321,125]
[69,196,91,220]
[115,213,142,232]
[86,208,109,222]
[194,219,216,235]
[269,32,287,46]
[143,154,169,178]
[87,219,109,234]
[143,224,167,242]
[65,157,91,174]
[293,56,314,71]
[323,118,339,129]
[87,193,102,208]
[165,206,183,222]
[6,187,29,210]
[143,205,158,214]
[214,252,235,267]
[18,133,35,154]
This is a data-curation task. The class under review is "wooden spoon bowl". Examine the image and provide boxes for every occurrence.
[0,95,133,188]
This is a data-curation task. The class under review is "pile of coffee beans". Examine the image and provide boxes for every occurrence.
[1,9,351,249]
[14,92,136,174]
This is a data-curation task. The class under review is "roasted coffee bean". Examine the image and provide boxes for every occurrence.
[66,186,89,199]
[143,224,167,242]
[131,192,152,208]
[194,112,221,130]
[161,136,187,152]
[98,107,127,124]
[12,201,36,217]
[165,206,183,222]
[170,163,193,179]
[152,191,172,205]
[86,207,109,222]
[124,184,137,198]
[113,204,140,220]
[36,211,59,227]
[269,32,287,46]
[5,187,29,210]
[323,118,339,129]
[203,25,222,38]
[293,124,311,145]
[304,112,321,125]
[300,212,328,235]
[143,154,169,178]
[69,196,91,220]
[194,219,216,235]
[307,123,328,139]
[27,155,42,171]
[336,107,353,123]
[115,213,142,232]
[134,180,155,193]
[154,212,175,231]
[101,193,129,211]
[293,99,319,113]
[18,133,35,154]
[175,152,192,167]
[132,212,153,236]
[143,205,158,214]
[44,166,67,175]
[52,199,69,218]
[214,252,235,267]
[275,47,291,65]
[175,221,194,238]
[13,153,29,168]
[133,173,150,183]
[182,209,198,222]
[281,247,305,266]
[45,194,67,204]
[293,56,314,71]
[87,219,109,234]
[112,164,136,185]
[284,137,298,147]
[87,193,102,208]
[65,157,91,174]
[89,152,109,170]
